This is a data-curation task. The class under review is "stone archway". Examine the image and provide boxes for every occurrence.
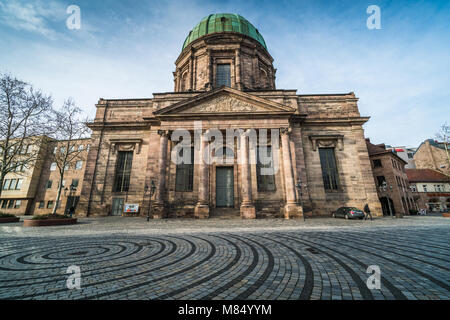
[379,197,395,216]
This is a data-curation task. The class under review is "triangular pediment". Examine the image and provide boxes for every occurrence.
[154,86,295,117]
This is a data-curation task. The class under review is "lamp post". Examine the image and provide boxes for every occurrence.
[380,181,394,218]
[64,183,77,217]
[295,180,306,221]
[144,180,157,222]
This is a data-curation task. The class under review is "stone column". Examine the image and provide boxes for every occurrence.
[240,130,256,219]
[195,131,210,219]
[154,130,169,218]
[235,49,243,90]
[281,128,302,219]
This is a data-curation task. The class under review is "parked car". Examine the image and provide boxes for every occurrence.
[332,207,365,220]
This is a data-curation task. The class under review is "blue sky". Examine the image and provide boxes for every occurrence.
[0,0,449,147]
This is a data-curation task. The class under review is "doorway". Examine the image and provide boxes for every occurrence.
[65,196,80,214]
[216,167,234,207]
[111,198,124,216]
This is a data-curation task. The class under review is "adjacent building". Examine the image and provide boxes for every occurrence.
[406,168,450,212]
[385,145,417,169]
[0,137,89,216]
[414,139,450,176]
[366,138,415,216]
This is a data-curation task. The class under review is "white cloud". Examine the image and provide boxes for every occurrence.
[0,0,65,38]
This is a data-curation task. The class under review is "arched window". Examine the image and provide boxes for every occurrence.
[260,68,268,88]
[180,71,188,91]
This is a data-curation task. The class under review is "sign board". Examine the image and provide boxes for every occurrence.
[124,204,139,213]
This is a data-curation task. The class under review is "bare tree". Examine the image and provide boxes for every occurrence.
[49,98,90,215]
[0,73,53,198]
[436,122,450,167]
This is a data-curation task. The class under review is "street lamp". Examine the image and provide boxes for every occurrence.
[144,180,157,222]
[379,181,394,218]
[64,183,77,217]
[295,180,306,221]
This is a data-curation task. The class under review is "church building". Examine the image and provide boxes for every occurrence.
[78,13,382,218]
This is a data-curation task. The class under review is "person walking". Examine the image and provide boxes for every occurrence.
[69,206,75,218]
[364,203,373,221]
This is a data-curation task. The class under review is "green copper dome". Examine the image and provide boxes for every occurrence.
[182,13,267,51]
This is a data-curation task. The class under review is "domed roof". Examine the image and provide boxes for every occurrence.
[182,13,267,51]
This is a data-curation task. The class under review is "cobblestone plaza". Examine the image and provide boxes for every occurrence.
[0,216,449,300]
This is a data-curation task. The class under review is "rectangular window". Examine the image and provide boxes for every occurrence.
[50,162,57,171]
[319,148,339,190]
[75,161,83,170]
[175,147,194,192]
[38,201,45,209]
[376,176,386,186]
[9,179,17,190]
[78,145,84,151]
[423,185,427,192]
[47,201,54,209]
[1,200,7,209]
[216,64,231,87]
[14,200,21,209]
[8,200,14,209]
[256,146,276,192]
[113,151,133,192]
[373,159,382,168]
[46,180,53,189]
[3,179,10,190]
[15,179,23,190]
[27,145,33,154]
[72,179,79,188]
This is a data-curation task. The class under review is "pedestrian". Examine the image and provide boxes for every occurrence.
[69,206,75,218]
[364,203,373,221]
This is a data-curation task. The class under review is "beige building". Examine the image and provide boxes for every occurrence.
[414,139,450,176]
[0,138,48,215]
[0,137,89,216]
[31,139,89,215]
[77,13,382,219]
[406,169,450,212]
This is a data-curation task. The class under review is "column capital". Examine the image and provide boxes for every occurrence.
[157,129,169,137]
[280,127,292,136]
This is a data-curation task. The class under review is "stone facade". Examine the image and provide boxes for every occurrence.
[76,14,382,219]
[414,139,450,176]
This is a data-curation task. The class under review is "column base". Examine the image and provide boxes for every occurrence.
[152,204,167,219]
[240,205,256,219]
[284,204,303,219]
[194,205,210,219]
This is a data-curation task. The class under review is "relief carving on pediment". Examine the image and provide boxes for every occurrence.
[181,96,259,113]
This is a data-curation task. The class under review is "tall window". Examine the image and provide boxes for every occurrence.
[319,148,339,190]
[373,159,382,168]
[256,146,276,192]
[216,64,231,87]
[113,151,133,192]
[175,147,194,192]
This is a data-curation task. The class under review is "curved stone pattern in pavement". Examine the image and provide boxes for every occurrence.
[0,227,449,300]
